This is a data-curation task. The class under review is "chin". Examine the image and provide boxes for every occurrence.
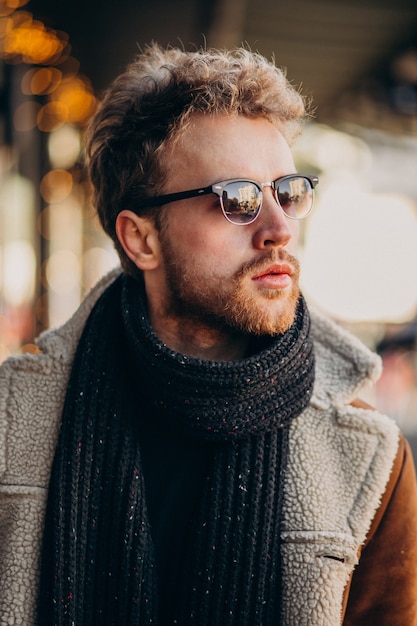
[225,293,299,337]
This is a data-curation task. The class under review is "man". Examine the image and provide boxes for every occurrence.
[1,43,417,625]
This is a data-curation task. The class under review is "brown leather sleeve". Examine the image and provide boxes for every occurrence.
[342,434,417,626]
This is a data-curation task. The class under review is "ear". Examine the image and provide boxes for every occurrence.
[115,210,161,271]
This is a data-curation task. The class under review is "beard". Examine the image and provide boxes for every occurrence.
[159,236,301,337]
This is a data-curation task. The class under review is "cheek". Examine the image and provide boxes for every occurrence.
[189,237,233,273]
[288,221,300,252]
[173,218,246,260]
[197,231,250,272]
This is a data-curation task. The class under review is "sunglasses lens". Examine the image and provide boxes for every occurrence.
[277,176,314,218]
[222,181,261,224]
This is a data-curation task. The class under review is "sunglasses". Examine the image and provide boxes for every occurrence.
[133,174,319,225]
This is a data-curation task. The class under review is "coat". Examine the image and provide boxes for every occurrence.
[1,268,417,625]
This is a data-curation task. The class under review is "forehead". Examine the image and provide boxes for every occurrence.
[162,114,296,189]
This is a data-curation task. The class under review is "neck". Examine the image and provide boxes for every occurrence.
[149,313,250,361]
[122,274,315,441]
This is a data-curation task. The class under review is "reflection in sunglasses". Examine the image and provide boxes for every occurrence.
[224,183,260,216]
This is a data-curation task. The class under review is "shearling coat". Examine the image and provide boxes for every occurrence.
[1,269,417,625]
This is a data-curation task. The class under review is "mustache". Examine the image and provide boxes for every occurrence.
[235,249,300,279]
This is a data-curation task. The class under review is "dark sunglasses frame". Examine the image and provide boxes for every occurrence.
[133,173,319,224]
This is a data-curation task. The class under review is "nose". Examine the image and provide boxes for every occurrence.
[252,186,297,250]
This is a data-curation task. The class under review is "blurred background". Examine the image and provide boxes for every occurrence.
[1,0,417,449]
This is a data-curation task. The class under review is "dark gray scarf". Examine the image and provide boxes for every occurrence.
[38,273,315,625]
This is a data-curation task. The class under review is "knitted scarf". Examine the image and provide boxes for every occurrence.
[37,273,315,625]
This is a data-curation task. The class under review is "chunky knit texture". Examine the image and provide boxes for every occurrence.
[37,273,315,625]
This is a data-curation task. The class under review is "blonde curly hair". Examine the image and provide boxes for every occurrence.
[85,42,309,274]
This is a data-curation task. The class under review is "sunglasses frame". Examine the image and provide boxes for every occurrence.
[133,173,319,225]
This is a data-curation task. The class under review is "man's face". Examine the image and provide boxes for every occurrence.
[149,114,301,337]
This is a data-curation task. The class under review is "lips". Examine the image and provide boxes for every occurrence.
[253,263,293,280]
[252,263,293,289]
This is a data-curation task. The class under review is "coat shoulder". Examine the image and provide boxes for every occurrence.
[310,307,383,407]
[0,268,122,485]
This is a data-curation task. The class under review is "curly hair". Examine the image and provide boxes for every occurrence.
[84,42,309,274]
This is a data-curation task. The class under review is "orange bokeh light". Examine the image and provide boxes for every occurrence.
[2,12,66,64]
[0,0,29,18]
[40,169,73,203]
[51,77,97,125]
[37,101,68,131]
[21,66,63,95]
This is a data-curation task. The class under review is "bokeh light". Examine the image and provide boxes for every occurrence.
[36,101,68,131]
[13,99,41,131]
[0,1,101,362]
[83,246,119,291]
[2,240,36,306]
[40,169,73,204]
[21,66,62,96]
[0,0,29,18]
[48,125,81,169]
[45,249,80,294]
[301,179,417,322]
[1,12,66,64]
[50,77,96,125]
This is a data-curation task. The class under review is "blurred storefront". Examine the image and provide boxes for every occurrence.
[295,124,417,439]
[0,0,118,361]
